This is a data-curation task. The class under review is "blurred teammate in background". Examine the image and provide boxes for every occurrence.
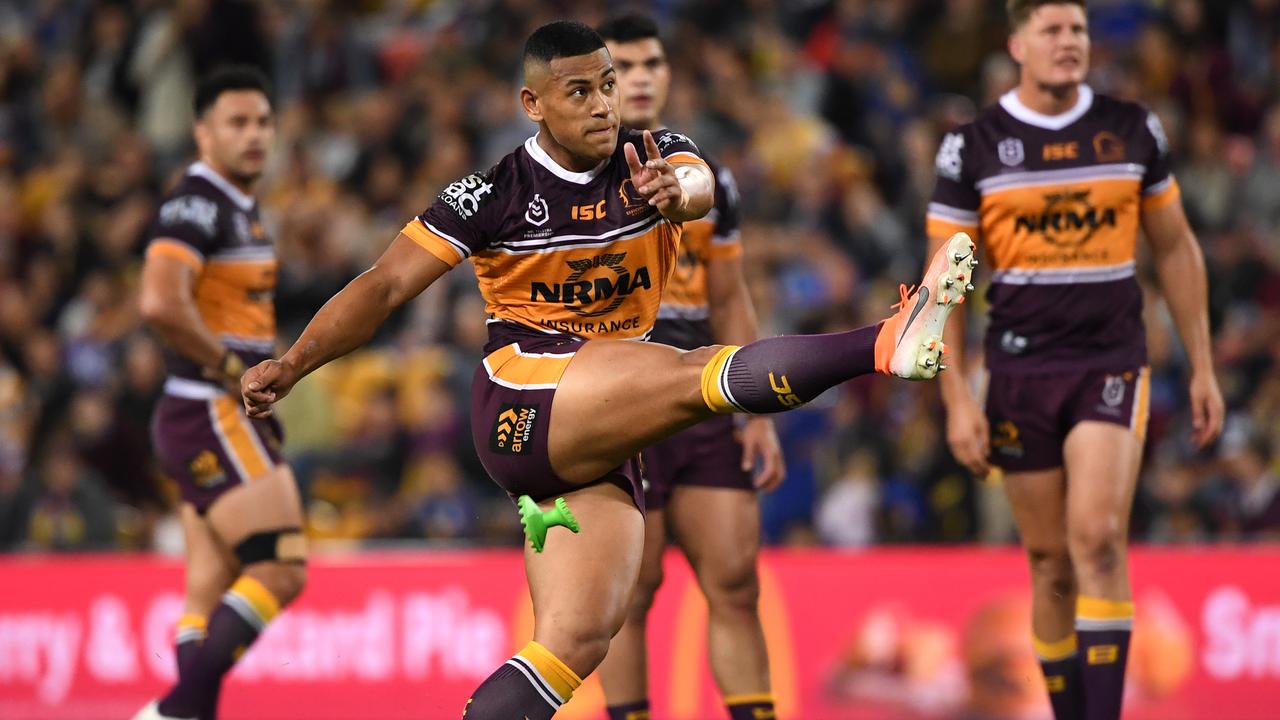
[595,15,782,720]
[135,66,306,720]
[926,2,1223,718]
[240,21,972,719]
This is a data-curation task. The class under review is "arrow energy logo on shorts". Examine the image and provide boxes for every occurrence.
[491,404,538,455]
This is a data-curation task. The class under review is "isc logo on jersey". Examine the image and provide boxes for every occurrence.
[440,172,495,219]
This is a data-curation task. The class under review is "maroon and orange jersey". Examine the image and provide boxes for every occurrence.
[649,157,742,350]
[403,129,708,342]
[145,162,277,383]
[927,86,1181,373]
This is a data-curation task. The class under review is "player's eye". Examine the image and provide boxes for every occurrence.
[572,88,587,97]
[603,80,616,92]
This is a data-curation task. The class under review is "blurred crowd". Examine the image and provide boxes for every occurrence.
[0,0,1277,553]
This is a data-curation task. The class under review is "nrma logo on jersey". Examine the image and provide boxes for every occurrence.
[1015,189,1118,247]
[530,251,652,317]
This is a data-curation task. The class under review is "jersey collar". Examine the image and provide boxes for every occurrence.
[999,83,1094,131]
[188,161,255,211]
[525,134,609,185]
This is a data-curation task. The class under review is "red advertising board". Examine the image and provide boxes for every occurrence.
[0,548,1277,719]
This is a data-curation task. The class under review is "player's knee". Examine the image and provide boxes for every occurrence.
[701,558,760,617]
[1068,523,1126,579]
[1026,546,1075,601]
[246,561,308,607]
[628,567,664,620]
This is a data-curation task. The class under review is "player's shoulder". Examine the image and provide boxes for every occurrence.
[154,171,224,238]
[433,155,515,226]
[616,126,703,160]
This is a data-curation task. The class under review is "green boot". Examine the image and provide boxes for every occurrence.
[517,495,580,553]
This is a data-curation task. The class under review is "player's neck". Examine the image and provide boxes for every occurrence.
[534,131,606,173]
[199,157,256,195]
[1015,80,1080,117]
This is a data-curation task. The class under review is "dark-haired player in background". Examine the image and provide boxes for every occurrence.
[134,66,307,720]
[927,2,1223,719]
[240,22,973,720]
[595,15,782,720]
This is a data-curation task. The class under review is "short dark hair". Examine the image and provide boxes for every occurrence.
[597,14,661,45]
[1007,0,1087,31]
[523,20,606,66]
[194,65,271,117]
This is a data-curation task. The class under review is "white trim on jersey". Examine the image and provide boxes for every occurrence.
[420,218,471,260]
[188,162,256,211]
[975,163,1145,194]
[163,377,224,400]
[657,303,710,321]
[494,215,667,256]
[524,134,609,184]
[990,261,1136,286]
[926,202,980,226]
[999,84,1095,131]
[207,246,275,262]
[1143,175,1176,197]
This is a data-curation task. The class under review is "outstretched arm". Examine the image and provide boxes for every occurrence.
[1142,199,1224,448]
[242,234,451,417]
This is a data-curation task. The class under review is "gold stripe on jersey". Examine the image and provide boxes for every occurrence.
[195,259,277,342]
[210,395,272,480]
[471,220,681,340]
[1131,367,1151,442]
[482,343,576,390]
[665,152,709,168]
[925,201,980,240]
[978,176,1141,279]
[147,239,205,272]
[402,218,467,267]
[1141,177,1181,212]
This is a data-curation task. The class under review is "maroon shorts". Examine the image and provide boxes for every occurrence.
[151,379,285,513]
[641,414,753,511]
[470,334,644,509]
[984,366,1150,473]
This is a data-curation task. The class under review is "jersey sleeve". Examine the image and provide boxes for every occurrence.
[1138,109,1181,212]
[145,193,222,271]
[401,170,499,267]
[926,127,981,240]
[649,129,708,169]
[705,164,743,261]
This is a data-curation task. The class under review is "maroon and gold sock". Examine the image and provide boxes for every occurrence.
[174,613,207,678]
[606,699,650,720]
[463,641,582,719]
[726,693,776,720]
[1076,597,1132,720]
[700,326,880,414]
[1035,633,1083,720]
[158,576,281,719]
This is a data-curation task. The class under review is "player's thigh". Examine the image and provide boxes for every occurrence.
[1002,467,1070,559]
[1063,421,1142,545]
[525,480,645,673]
[180,503,237,615]
[669,485,761,604]
[548,340,721,484]
[204,464,305,548]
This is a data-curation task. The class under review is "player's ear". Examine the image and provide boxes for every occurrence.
[193,117,210,153]
[520,86,544,123]
[1008,32,1025,64]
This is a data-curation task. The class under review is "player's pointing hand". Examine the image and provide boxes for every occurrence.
[624,129,687,216]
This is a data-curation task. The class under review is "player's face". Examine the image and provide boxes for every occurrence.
[195,90,274,185]
[1010,4,1090,90]
[606,38,670,128]
[523,48,620,163]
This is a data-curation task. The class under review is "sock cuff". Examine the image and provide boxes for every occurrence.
[516,641,582,703]
[725,693,775,706]
[175,613,208,644]
[700,345,744,413]
[1076,596,1134,631]
[1033,633,1078,661]
[226,575,282,628]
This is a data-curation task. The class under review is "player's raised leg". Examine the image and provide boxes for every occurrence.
[464,482,643,719]
[1004,469,1080,720]
[151,466,308,720]
[1064,422,1143,720]
[670,486,772,719]
[597,507,667,720]
[548,232,977,484]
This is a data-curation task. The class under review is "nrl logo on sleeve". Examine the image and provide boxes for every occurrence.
[655,131,694,153]
[525,193,550,226]
[439,172,495,219]
[998,137,1025,167]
